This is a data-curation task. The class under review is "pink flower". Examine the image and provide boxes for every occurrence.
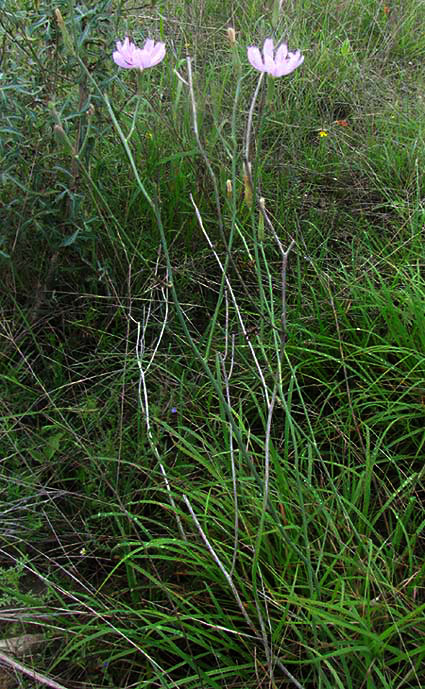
[113,37,142,69]
[113,36,166,70]
[137,38,166,68]
[247,38,304,77]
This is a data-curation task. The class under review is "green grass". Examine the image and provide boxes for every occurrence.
[1,0,425,687]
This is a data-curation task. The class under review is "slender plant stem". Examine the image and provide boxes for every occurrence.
[0,652,68,689]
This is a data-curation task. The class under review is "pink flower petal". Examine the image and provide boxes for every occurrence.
[262,38,274,58]
[247,38,304,78]
[113,51,133,68]
[113,36,166,70]
[275,43,288,63]
[247,46,265,71]
[146,42,166,67]
[143,38,155,53]
[262,38,275,73]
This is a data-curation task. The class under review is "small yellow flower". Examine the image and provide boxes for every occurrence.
[319,130,328,138]
[145,131,153,140]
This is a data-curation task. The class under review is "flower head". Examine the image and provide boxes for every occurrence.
[137,38,166,68]
[113,36,165,70]
[247,38,303,77]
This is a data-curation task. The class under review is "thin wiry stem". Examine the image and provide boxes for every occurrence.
[223,288,230,362]
[280,241,294,352]
[186,57,224,239]
[243,72,295,354]
[183,495,306,689]
[186,58,258,309]
[219,347,238,577]
[190,193,270,406]
[244,71,265,163]
[251,383,278,680]
[220,289,239,575]
[105,85,271,496]
[183,494,257,635]
[0,652,68,689]
[132,271,187,542]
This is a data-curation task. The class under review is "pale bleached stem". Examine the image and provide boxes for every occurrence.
[190,193,270,406]
[223,289,229,361]
[244,72,295,353]
[186,57,224,239]
[183,494,257,635]
[252,384,277,677]
[219,352,239,576]
[0,652,68,689]
[280,238,295,352]
[244,71,265,163]
[183,492,307,689]
[133,280,187,542]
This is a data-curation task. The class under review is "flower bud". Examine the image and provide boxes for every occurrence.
[53,124,73,153]
[54,8,65,28]
[244,175,253,207]
[227,27,236,45]
[53,123,66,143]
[87,104,95,117]
[227,26,241,72]
[54,7,75,55]
[243,163,253,208]
[226,179,232,198]
[258,197,265,241]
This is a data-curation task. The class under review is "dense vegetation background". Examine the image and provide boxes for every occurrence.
[1,1,425,687]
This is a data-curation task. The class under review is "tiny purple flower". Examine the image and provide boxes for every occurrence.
[247,38,304,77]
[113,36,166,70]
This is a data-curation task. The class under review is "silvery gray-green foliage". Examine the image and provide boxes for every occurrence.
[0,1,116,255]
